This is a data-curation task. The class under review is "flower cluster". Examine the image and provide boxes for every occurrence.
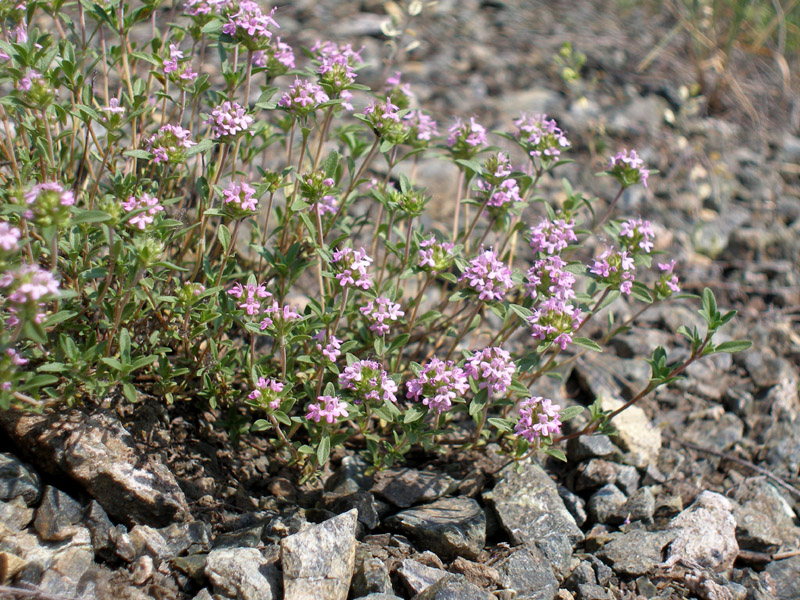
[403,110,439,146]
[590,247,635,294]
[418,236,455,273]
[306,394,349,424]
[206,101,254,139]
[480,178,522,211]
[146,124,196,164]
[121,193,164,230]
[247,377,283,410]
[618,218,654,253]
[515,396,562,442]
[252,37,295,76]
[1,348,29,391]
[459,247,514,302]
[228,281,271,316]
[259,301,301,332]
[184,0,231,17]
[447,116,487,158]
[513,113,570,160]
[331,246,373,290]
[17,69,53,108]
[525,255,576,302]
[221,1,279,50]
[314,331,342,362]
[299,172,338,216]
[23,182,75,228]
[360,296,404,336]
[312,40,363,93]
[0,222,21,252]
[162,44,197,83]
[386,71,414,108]
[655,260,681,297]
[482,153,513,185]
[0,264,60,307]
[222,181,258,217]
[278,78,329,116]
[406,357,470,414]
[363,97,407,144]
[464,346,515,396]
[339,360,398,404]
[528,297,582,350]
[529,218,577,255]
[608,149,650,188]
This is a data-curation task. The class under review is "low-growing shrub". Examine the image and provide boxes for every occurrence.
[0,0,749,480]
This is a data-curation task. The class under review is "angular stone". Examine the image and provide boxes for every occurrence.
[598,530,676,576]
[0,411,190,526]
[557,486,587,527]
[734,480,800,553]
[621,487,656,524]
[449,557,500,588]
[372,468,458,508]
[205,547,280,600]
[352,548,393,597]
[323,490,380,530]
[587,484,626,525]
[128,525,172,562]
[484,462,583,548]
[764,555,800,600]
[665,491,739,573]
[213,524,264,549]
[34,486,83,542]
[397,558,448,595]
[83,500,115,561]
[575,460,618,492]
[567,436,620,462]
[385,497,485,560]
[354,595,403,600]
[0,453,41,506]
[413,574,496,600]
[0,497,34,532]
[496,545,559,600]
[0,551,26,584]
[159,520,212,556]
[174,553,208,581]
[326,455,374,496]
[599,395,661,465]
[281,508,358,600]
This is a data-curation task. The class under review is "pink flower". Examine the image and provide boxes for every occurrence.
[513,113,570,159]
[590,247,635,295]
[360,297,404,336]
[332,246,373,290]
[222,181,258,214]
[529,218,577,255]
[306,394,349,424]
[278,78,329,115]
[247,377,283,410]
[464,346,515,396]
[418,236,455,272]
[459,246,514,302]
[259,301,301,331]
[0,222,22,251]
[515,396,562,441]
[314,331,342,362]
[222,1,279,49]
[608,149,650,188]
[121,193,164,230]
[205,101,254,139]
[656,260,681,295]
[339,360,397,404]
[146,124,196,164]
[447,117,487,157]
[101,98,125,114]
[619,218,655,253]
[2,264,60,305]
[24,182,75,207]
[228,281,271,316]
[403,110,439,144]
[525,255,576,301]
[406,357,470,414]
[528,297,582,350]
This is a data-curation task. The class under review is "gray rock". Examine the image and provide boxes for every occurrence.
[765,555,800,600]
[413,574,496,600]
[0,497,34,532]
[587,484,626,525]
[449,556,500,588]
[385,497,485,560]
[683,413,745,452]
[111,524,135,562]
[665,491,739,573]
[608,95,668,137]
[496,88,561,124]
[567,436,620,462]
[575,460,618,492]
[213,524,264,549]
[281,508,358,600]
[0,453,41,506]
[621,487,656,524]
[557,486,587,527]
[397,558,449,595]
[598,529,676,576]
[83,500,115,561]
[0,411,190,527]
[536,531,578,582]
[34,486,83,542]
[577,583,610,600]
[691,207,750,258]
[191,589,215,600]
[205,547,280,600]
[496,545,559,600]
[174,553,208,581]
[615,465,640,496]
[484,462,583,548]
[354,595,403,600]
[565,560,596,589]
[372,469,458,508]
[159,520,212,556]
[599,395,661,465]
[326,455,374,496]
[323,490,381,530]
[352,547,393,597]
[128,524,172,562]
[734,480,800,553]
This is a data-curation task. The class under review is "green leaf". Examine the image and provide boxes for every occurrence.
[713,340,752,354]
[509,303,533,319]
[100,357,124,371]
[403,404,427,424]
[251,419,271,432]
[43,310,78,327]
[123,149,153,160]
[186,138,214,157]
[469,388,489,418]
[630,281,653,304]
[542,446,567,462]
[702,287,717,318]
[317,434,331,467]
[217,224,231,254]
[572,337,602,352]
[487,417,513,433]
[559,405,585,421]
[122,382,138,403]
[71,210,111,225]
[119,329,131,363]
